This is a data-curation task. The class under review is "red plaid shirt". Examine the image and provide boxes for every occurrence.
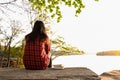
[23,36,50,70]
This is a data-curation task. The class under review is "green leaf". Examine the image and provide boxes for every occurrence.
[49,8,53,12]
[95,0,99,1]
[51,14,55,18]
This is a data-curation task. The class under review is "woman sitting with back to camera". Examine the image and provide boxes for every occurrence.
[23,20,51,70]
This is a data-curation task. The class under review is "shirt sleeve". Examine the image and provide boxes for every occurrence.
[45,38,51,54]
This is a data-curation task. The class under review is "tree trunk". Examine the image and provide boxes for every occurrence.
[7,45,11,67]
[0,52,4,67]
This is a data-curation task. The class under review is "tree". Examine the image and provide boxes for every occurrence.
[29,0,99,22]
[0,0,99,23]
[9,40,25,68]
[51,36,84,56]
[46,26,85,56]
[21,0,53,28]
[0,20,24,67]
[0,0,19,18]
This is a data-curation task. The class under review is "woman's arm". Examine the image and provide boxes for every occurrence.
[45,38,51,58]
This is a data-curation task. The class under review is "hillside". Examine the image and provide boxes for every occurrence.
[96,50,120,56]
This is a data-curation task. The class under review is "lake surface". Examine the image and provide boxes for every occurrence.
[52,55,120,75]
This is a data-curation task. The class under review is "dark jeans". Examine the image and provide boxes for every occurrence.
[48,57,52,68]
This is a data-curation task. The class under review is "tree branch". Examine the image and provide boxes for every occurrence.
[0,0,17,5]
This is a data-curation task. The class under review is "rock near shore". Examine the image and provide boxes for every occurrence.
[0,67,101,80]
[100,70,120,80]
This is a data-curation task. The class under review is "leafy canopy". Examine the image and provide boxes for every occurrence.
[29,0,98,22]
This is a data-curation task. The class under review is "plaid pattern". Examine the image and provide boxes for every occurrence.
[23,37,50,70]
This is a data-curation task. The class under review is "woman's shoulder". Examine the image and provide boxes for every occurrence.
[25,34,28,39]
[43,37,50,44]
[25,33,31,38]
[46,37,50,41]
[25,33,31,40]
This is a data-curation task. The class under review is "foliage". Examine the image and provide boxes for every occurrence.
[29,0,84,22]
[1,39,25,68]
[51,36,85,56]
[46,26,85,56]
[29,0,99,22]
[95,0,99,1]
[0,0,99,23]
[0,20,24,67]
[10,46,23,58]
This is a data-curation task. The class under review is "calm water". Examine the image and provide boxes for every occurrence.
[52,55,120,75]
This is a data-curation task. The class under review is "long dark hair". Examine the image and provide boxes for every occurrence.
[26,20,48,42]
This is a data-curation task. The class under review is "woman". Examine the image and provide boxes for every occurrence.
[23,20,51,70]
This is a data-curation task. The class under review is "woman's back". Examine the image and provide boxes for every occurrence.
[23,37,50,70]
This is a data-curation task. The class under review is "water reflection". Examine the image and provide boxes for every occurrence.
[52,55,120,75]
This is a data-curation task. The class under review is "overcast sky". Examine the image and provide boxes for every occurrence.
[52,0,120,54]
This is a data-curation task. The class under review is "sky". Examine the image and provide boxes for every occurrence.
[52,0,120,54]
